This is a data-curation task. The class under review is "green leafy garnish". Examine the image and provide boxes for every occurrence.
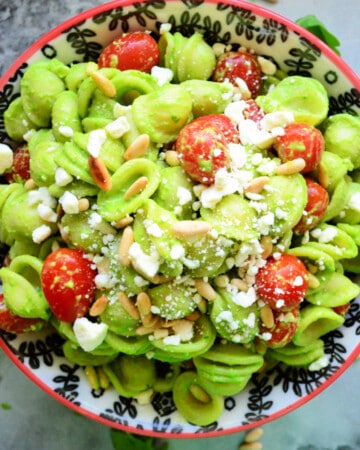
[1,403,12,410]
[110,430,168,450]
[296,15,341,55]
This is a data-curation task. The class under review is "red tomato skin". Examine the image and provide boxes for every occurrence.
[242,100,265,125]
[273,123,325,173]
[4,144,30,183]
[41,248,97,323]
[261,307,300,348]
[212,51,262,98]
[98,31,160,73]
[255,254,308,311]
[175,114,238,185]
[0,294,44,334]
[333,302,350,317]
[294,177,329,234]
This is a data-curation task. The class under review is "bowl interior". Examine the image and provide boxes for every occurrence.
[0,0,359,438]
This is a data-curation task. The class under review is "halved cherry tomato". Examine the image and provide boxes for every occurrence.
[261,307,300,348]
[98,31,160,73]
[273,123,325,173]
[294,177,329,234]
[4,144,30,183]
[255,254,309,311]
[175,114,238,185]
[41,248,97,322]
[333,302,350,317]
[212,51,262,98]
[0,293,44,334]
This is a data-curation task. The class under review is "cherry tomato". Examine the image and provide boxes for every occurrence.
[175,114,238,185]
[261,307,300,348]
[98,31,160,73]
[212,51,262,98]
[4,144,30,183]
[273,123,325,173]
[333,302,350,317]
[255,254,309,311]
[0,293,44,334]
[294,177,329,234]
[41,248,97,322]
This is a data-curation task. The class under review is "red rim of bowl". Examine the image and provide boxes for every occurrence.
[0,0,360,439]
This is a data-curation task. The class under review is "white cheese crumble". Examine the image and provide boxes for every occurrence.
[28,187,57,208]
[151,66,174,86]
[128,242,160,278]
[32,225,52,244]
[0,143,13,174]
[311,227,337,243]
[308,354,330,371]
[59,191,79,214]
[73,317,108,352]
[87,129,107,157]
[177,186,192,205]
[348,193,360,212]
[37,203,58,223]
[105,116,131,139]
[58,125,74,138]
[55,167,73,186]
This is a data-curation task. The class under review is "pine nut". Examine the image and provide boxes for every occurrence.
[78,198,90,212]
[118,226,134,266]
[153,328,169,340]
[214,275,230,288]
[136,292,152,320]
[244,427,264,443]
[118,292,140,320]
[260,235,273,259]
[189,383,210,403]
[124,176,148,200]
[164,150,180,166]
[97,366,110,390]
[113,216,134,228]
[318,162,329,189]
[172,220,212,237]
[230,278,248,291]
[90,70,116,98]
[244,176,270,195]
[275,158,306,175]
[135,320,161,335]
[88,156,112,191]
[89,295,109,316]
[124,134,150,160]
[185,310,201,321]
[194,279,217,301]
[24,178,37,190]
[307,272,320,289]
[260,304,275,329]
[198,298,208,314]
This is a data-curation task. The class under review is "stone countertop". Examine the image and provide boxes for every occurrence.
[1,1,360,449]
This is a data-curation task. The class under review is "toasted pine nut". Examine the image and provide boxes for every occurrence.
[142,314,161,328]
[318,162,329,189]
[172,220,212,237]
[85,61,98,75]
[136,322,161,335]
[113,216,134,228]
[198,298,208,314]
[136,292,152,319]
[153,328,169,339]
[275,158,306,175]
[194,279,217,301]
[244,176,270,195]
[124,176,148,200]
[78,198,90,212]
[90,70,116,98]
[244,427,264,443]
[230,278,248,291]
[214,275,230,288]
[189,384,210,403]
[260,235,273,259]
[260,304,275,329]
[24,178,37,190]
[124,134,150,160]
[118,226,134,266]
[147,273,173,284]
[89,295,109,316]
[88,156,112,191]
[165,150,180,166]
[118,292,140,320]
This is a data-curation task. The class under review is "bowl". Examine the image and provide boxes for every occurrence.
[0,0,360,439]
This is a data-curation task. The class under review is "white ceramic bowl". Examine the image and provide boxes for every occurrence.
[0,0,359,439]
